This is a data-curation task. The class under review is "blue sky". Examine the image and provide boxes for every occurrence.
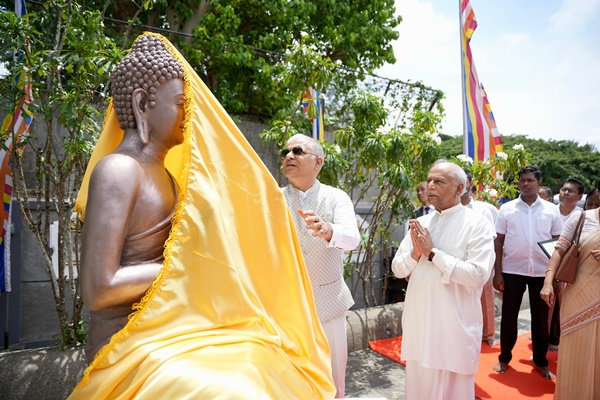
[378,0,600,151]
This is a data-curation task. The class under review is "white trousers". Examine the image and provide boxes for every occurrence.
[405,360,474,400]
[321,314,348,399]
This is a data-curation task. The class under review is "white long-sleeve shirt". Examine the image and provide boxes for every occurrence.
[392,203,495,374]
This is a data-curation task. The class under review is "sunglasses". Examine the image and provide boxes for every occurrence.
[280,146,317,159]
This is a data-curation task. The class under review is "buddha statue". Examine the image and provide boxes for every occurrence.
[80,34,185,363]
[71,33,334,399]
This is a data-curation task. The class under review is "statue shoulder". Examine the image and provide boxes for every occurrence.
[89,154,145,194]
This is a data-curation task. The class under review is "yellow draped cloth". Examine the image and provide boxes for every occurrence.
[70,33,335,399]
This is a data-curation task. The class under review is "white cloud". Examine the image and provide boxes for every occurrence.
[378,0,600,151]
[549,0,600,33]
[381,0,457,83]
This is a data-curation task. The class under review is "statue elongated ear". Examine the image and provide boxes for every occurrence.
[132,88,150,145]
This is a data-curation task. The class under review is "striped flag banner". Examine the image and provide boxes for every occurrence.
[481,83,504,154]
[0,0,33,293]
[301,87,325,141]
[460,0,503,161]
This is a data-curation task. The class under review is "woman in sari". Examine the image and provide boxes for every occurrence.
[540,207,600,399]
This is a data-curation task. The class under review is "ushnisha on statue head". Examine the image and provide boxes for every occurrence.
[110,34,184,130]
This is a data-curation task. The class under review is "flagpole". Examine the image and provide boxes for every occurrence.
[459,0,468,156]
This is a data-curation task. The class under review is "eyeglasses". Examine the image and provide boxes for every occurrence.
[280,146,317,159]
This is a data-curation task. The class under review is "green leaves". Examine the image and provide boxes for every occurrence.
[144,0,401,118]
[280,39,335,95]
[442,134,600,196]
[0,2,123,345]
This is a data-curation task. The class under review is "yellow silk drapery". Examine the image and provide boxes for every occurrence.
[71,33,334,399]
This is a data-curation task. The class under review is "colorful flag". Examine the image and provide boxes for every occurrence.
[0,0,33,293]
[481,83,504,154]
[301,87,325,141]
[460,0,503,161]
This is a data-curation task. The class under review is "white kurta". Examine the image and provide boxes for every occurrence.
[392,203,495,375]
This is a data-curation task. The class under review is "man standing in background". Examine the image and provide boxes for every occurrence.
[538,186,553,202]
[281,134,360,398]
[414,181,435,217]
[493,166,562,379]
[556,178,584,221]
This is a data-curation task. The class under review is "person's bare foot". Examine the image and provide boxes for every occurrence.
[536,366,556,380]
[548,344,559,352]
[493,362,508,373]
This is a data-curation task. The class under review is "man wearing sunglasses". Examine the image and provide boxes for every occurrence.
[281,134,360,398]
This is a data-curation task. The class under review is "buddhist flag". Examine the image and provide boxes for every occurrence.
[481,83,504,154]
[0,0,33,293]
[460,0,503,161]
[301,87,325,141]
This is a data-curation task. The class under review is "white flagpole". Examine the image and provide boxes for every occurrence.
[459,0,469,157]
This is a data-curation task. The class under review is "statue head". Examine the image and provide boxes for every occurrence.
[111,34,184,130]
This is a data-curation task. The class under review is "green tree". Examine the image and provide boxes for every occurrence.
[94,0,401,118]
[0,0,433,340]
[0,2,122,347]
[441,134,600,194]
[450,147,530,205]
[260,43,444,306]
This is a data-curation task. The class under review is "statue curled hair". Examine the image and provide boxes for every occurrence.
[110,35,184,130]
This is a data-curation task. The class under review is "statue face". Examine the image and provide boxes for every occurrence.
[147,78,185,147]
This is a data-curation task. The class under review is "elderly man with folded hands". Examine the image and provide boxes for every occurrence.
[392,160,495,399]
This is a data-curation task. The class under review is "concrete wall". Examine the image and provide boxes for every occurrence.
[346,302,404,353]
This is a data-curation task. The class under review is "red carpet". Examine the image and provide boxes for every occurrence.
[369,333,557,399]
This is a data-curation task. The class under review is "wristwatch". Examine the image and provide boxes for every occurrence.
[428,248,437,262]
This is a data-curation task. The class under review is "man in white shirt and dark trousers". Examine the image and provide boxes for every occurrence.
[392,161,495,399]
[281,134,360,398]
[493,166,563,379]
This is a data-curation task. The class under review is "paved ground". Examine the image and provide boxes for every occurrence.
[0,292,533,400]
[344,306,534,399]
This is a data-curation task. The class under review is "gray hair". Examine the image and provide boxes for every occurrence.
[288,134,325,158]
[432,159,467,189]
